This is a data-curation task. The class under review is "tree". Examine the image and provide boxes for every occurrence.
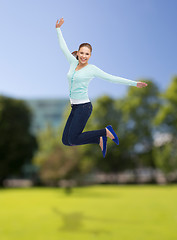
[154,76,177,134]
[153,76,177,180]
[80,80,160,174]
[32,106,83,186]
[39,145,80,186]
[0,96,38,185]
[153,141,177,182]
[120,80,160,169]
[79,95,128,173]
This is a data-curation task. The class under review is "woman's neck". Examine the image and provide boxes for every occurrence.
[78,61,88,67]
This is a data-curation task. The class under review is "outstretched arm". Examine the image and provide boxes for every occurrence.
[56,18,77,64]
[93,65,147,88]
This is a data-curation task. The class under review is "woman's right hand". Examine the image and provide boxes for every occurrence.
[56,17,64,28]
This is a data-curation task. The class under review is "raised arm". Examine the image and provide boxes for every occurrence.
[93,65,147,88]
[56,18,77,65]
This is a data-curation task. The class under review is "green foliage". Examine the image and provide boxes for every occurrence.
[32,105,84,186]
[153,143,175,174]
[79,95,123,172]
[122,80,159,138]
[79,81,160,172]
[32,76,177,182]
[0,96,38,184]
[118,80,160,168]
[154,76,177,133]
[39,145,81,186]
[165,76,177,105]
[32,124,59,167]
[153,76,177,175]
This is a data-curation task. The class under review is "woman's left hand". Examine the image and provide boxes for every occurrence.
[137,82,148,88]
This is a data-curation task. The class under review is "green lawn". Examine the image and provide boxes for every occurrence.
[0,185,177,240]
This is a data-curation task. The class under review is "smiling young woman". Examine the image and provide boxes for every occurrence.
[55,17,148,158]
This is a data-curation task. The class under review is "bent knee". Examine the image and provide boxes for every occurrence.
[68,135,77,146]
[62,136,71,146]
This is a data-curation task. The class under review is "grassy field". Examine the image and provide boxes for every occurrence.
[0,185,177,240]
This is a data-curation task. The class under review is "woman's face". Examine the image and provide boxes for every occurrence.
[77,46,91,65]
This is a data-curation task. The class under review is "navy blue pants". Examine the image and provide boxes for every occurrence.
[62,102,106,146]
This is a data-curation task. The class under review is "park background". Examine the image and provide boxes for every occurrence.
[0,0,177,239]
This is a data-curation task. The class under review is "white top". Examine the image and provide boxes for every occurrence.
[70,98,91,104]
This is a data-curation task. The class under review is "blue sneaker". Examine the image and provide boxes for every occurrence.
[106,125,119,145]
[102,136,107,158]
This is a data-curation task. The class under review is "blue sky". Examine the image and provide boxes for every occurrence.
[0,0,177,100]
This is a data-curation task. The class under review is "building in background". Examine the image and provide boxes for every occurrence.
[25,98,69,134]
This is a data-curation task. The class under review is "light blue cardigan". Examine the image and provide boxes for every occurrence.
[56,28,137,101]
